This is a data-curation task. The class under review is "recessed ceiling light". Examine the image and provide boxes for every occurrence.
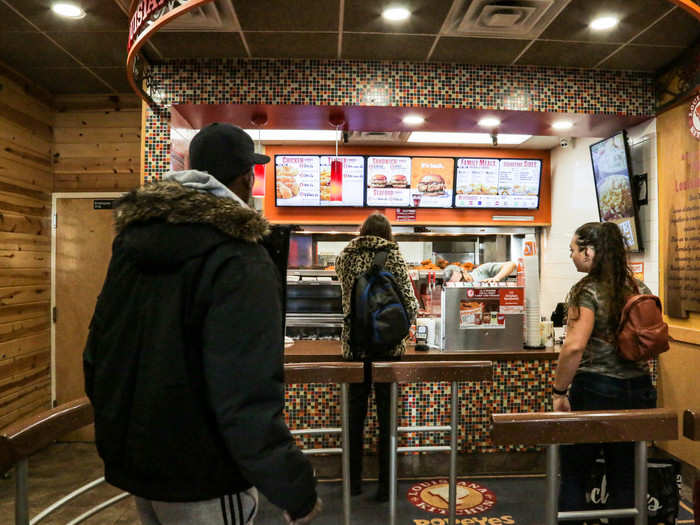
[552,120,573,130]
[403,115,424,125]
[51,3,86,19]
[407,132,531,145]
[478,117,501,128]
[590,16,618,30]
[382,6,411,21]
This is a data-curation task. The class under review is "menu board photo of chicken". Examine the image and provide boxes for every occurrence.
[455,158,541,209]
[366,156,411,207]
[409,157,454,208]
[275,155,365,207]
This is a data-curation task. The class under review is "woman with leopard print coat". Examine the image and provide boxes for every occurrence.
[335,213,418,501]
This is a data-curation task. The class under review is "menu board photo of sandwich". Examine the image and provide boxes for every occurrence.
[410,157,454,208]
[366,156,411,207]
[455,158,541,208]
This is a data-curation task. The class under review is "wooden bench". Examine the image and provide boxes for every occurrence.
[373,360,494,525]
[492,408,678,525]
[284,361,364,525]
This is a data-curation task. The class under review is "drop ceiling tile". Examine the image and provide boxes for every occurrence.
[597,44,687,72]
[22,67,114,94]
[246,32,338,59]
[48,31,127,67]
[0,31,76,68]
[148,32,247,60]
[0,3,35,31]
[517,41,619,68]
[430,37,530,65]
[341,33,434,61]
[538,0,675,43]
[235,0,339,31]
[343,0,453,34]
[631,8,700,46]
[5,0,128,31]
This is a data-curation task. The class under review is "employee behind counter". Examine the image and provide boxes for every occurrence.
[443,261,517,284]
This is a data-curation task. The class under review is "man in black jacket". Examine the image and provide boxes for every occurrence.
[84,123,320,524]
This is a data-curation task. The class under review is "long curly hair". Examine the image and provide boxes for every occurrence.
[566,222,636,333]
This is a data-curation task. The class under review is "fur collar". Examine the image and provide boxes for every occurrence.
[114,181,269,243]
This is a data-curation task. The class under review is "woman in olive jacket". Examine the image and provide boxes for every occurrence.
[335,212,418,501]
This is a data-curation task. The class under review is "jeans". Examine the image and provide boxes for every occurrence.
[559,372,657,525]
[349,360,392,491]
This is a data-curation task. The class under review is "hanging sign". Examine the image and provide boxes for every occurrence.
[689,93,700,140]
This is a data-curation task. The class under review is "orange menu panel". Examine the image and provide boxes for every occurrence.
[263,145,551,226]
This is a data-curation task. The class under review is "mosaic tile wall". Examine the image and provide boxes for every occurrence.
[143,58,654,182]
[284,358,658,454]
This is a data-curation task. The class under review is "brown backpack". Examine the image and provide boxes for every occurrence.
[616,293,670,361]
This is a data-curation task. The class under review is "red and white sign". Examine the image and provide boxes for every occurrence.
[499,288,524,314]
[407,479,497,516]
[629,261,644,282]
[689,93,700,140]
[395,208,416,221]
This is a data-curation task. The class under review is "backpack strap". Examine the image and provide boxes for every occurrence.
[371,250,390,273]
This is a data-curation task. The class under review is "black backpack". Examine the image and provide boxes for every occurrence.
[350,250,411,355]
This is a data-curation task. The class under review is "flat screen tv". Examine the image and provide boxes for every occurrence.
[275,154,365,207]
[589,131,642,252]
[365,156,453,208]
[454,158,541,209]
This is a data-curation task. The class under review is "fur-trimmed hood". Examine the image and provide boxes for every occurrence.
[340,235,397,256]
[113,180,269,270]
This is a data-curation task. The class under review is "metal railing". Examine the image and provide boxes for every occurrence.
[284,361,364,525]
[372,360,494,525]
[491,408,678,525]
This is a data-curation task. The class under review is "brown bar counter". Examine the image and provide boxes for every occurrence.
[283,340,562,458]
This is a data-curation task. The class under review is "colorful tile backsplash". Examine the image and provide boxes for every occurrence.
[143,58,654,182]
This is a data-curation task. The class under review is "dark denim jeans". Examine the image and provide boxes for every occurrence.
[559,372,657,525]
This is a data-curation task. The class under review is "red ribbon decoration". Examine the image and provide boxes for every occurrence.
[252,164,265,197]
[330,160,343,201]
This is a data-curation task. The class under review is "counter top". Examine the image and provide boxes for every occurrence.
[284,339,559,362]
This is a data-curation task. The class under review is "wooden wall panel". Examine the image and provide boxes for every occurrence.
[0,73,52,428]
[53,100,142,193]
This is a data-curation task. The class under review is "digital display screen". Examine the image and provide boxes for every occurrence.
[409,157,454,208]
[366,156,411,207]
[590,132,641,251]
[454,158,541,209]
[275,155,365,207]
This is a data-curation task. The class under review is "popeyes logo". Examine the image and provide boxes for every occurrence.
[690,93,700,140]
[407,480,497,516]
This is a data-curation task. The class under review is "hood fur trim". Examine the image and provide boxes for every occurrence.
[114,181,269,243]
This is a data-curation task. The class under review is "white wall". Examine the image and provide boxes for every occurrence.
[540,120,659,319]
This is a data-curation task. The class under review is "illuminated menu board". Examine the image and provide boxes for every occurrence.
[366,156,411,207]
[410,157,454,208]
[455,158,541,209]
[275,155,365,207]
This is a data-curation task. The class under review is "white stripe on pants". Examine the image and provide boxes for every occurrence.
[135,487,258,525]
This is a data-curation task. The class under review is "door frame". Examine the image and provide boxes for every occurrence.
[51,192,123,403]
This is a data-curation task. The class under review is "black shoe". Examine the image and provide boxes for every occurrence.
[374,486,389,502]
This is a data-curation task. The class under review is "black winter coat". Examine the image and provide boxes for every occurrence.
[83,180,316,519]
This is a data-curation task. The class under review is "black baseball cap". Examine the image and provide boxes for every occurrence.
[189,123,270,186]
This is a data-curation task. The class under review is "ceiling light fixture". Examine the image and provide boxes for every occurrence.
[51,2,86,19]
[242,129,338,142]
[407,132,531,145]
[382,6,411,21]
[402,115,425,125]
[590,16,618,30]
[478,117,501,128]
[552,120,573,130]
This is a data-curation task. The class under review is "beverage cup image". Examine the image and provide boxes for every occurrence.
[412,193,422,207]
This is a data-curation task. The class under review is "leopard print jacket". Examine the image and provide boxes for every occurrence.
[335,235,419,360]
